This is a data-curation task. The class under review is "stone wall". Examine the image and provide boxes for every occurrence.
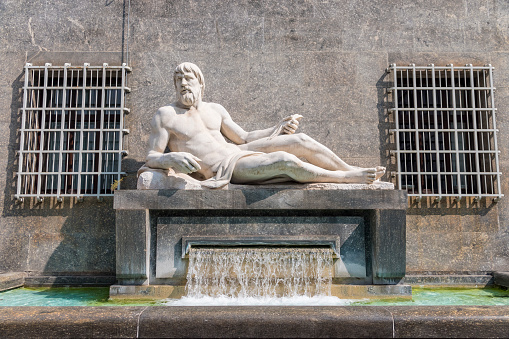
[0,0,508,276]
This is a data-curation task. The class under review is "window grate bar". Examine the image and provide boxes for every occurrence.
[36,64,50,198]
[431,64,442,198]
[450,65,462,197]
[412,65,422,196]
[489,65,502,198]
[96,64,107,197]
[56,64,68,197]
[392,64,402,191]
[469,65,483,197]
[118,63,128,190]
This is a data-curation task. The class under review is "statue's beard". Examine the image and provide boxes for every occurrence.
[178,89,200,107]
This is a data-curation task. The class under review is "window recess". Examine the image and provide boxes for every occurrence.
[387,64,502,201]
[16,63,131,202]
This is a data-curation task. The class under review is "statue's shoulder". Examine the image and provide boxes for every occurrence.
[152,104,177,127]
[204,102,229,117]
[206,102,226,111]
[157,104,178,116]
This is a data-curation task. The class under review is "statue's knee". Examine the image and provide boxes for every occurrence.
[293,133,313,144]
[273,152,300,167]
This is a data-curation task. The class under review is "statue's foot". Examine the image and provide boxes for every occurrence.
[375,166,386,181]
[340,168,377,184]
[347,166,385,183]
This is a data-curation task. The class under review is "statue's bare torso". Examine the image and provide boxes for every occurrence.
[155,102,241,179]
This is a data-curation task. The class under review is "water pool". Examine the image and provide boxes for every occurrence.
[1,286,508,306]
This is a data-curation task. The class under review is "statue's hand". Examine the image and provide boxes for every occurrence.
[280,114,303,135]
[167,152,202,174]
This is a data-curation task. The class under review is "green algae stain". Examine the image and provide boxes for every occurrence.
[354,287,509,306]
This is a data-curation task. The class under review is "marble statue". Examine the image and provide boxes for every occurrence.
[138,62,386,189]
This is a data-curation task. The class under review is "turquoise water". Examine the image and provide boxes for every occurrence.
[357,287,509,306]
[0,287,508,306]
[0,287,156,306]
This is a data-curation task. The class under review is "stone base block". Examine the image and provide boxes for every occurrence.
[0,272,26,292]
[494,272,509,289]
[109,284,411,300]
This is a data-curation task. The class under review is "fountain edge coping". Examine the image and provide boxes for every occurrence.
[1,305,509,338]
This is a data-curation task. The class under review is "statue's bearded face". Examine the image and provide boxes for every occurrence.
[175,71,202,107]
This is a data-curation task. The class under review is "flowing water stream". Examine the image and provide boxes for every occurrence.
[185,247,334,299]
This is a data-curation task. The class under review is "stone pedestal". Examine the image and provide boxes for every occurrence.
[112,186,408,298]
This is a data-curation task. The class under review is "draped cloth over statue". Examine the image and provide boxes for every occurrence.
[137,151,265,189]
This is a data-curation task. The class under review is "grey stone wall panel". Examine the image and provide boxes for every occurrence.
[0,0,508,275]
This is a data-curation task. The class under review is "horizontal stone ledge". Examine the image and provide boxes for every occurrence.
[1,306,509,338]
[114,189,407,211]
[24,275,116,287]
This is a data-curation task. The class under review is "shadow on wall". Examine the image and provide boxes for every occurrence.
[1,69,142,275]
[376,71,392,183]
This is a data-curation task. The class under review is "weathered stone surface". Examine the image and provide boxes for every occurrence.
[391,306,509,338]
[0,307,143,339]
[2,306,509,338]
[0,0,508,277]
[138,306,394,338]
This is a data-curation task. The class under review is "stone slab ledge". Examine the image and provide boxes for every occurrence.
[24,275,116,287]
[114,188,407,211]
[403,274,494,287]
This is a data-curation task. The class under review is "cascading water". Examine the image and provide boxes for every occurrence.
[185,247,333,298]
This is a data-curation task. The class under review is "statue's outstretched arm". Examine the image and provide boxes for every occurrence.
[217,104,302,144]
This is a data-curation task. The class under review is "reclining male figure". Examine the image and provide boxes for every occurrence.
[143,62,385,188]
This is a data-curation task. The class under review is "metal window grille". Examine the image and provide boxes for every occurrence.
[387,63,502,200]
[16,63,131,201]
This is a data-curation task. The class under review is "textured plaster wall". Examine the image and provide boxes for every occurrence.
[0,0,508,276]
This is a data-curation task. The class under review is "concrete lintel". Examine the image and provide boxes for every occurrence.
[182,235,341,258]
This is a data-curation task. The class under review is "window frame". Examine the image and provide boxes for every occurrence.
[387,63,502,201]
[16,62,131,201]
